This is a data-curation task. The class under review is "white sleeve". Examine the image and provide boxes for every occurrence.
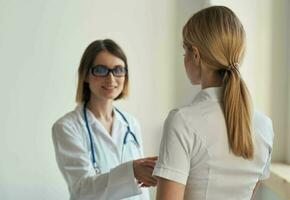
[259,118,274,180]
[52,122,141,200]
[259,150,272,180]
[153,110,193,185]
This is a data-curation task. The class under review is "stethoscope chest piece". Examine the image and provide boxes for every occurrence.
[94,166,101,174]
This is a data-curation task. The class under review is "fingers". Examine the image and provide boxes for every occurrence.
[138,156,158,168]
[138,156,158,163]
[143,156,158,161]
[139,160,156,168]
[139,175,158,187]
[133,156,159,188]
[137,166,158,187]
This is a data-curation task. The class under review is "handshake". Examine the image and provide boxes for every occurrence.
[133,156,158,187]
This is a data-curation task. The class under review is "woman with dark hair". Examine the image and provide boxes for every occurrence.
[52,39,156,200]
[153,6,274,200]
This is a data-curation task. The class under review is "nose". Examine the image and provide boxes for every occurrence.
[106,72,116,82]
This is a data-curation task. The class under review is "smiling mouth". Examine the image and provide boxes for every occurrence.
[102,86,117,90]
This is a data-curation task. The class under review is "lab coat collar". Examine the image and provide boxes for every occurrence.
[74,103,128,127]
[74,103,128,150]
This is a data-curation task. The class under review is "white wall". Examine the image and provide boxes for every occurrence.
[173,0,210,106]
[269,0,289,164]
[0,0,178,199]
[1,0,288,199]
[287,0,290,164]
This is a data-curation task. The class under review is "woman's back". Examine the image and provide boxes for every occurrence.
[154,87,273,200]
[154,6,274,200]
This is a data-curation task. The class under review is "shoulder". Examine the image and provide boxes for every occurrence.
[165,108,184,124]
[166,103,207,130]
[52,108,82,138]
[163,107,192,136]
[53,109,79,127]
[253,110,274,147]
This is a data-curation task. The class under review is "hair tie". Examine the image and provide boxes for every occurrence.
[226,63,240,71]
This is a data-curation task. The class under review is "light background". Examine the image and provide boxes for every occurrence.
[0,0,289,199]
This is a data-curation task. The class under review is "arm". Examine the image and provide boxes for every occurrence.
[251,181,260,200]
[52,122,141,200]
[156,177,185,200]
[153,110,195,199]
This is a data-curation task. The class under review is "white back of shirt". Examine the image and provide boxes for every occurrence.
[153,87,274,200]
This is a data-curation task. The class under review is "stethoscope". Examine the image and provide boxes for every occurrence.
[83,101,139,171]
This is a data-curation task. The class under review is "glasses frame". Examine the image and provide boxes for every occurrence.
[90,65,128,77]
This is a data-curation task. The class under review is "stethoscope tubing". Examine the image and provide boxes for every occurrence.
[83,102,139,168]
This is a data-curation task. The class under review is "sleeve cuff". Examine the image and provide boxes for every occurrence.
[108,161,141,199]
[153,164,188,185]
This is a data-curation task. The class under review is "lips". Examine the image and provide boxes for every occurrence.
[102,86,117,90]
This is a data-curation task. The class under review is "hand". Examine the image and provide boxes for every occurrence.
[133,156,158,187]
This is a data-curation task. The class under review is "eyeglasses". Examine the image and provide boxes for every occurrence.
[90,65,127,77]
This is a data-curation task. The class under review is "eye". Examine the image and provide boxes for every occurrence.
[114,66,124,72]
[113,66,127,76]
[92,65,108,76]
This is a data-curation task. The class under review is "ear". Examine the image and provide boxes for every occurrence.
[191,45,200,64]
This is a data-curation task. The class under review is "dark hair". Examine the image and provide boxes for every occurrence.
[75,39,129,103]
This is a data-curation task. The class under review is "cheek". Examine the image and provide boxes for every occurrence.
[117,78,125,89]
[88,77,101,87]
[184,50,195,70]
[184,53,193,75]
[190,65,201,84]
[184,59,201,84]
[184,53,191,67]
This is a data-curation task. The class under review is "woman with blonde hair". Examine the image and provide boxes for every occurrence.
[52,39,157,200]
[153,6,274,200]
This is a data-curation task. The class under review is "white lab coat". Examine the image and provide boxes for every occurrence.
[52,104,150,200]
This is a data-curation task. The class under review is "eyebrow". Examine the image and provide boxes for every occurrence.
[93,64,126,68]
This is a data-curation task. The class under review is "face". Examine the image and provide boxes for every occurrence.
[87,51,126,102]
[183,43,201,85]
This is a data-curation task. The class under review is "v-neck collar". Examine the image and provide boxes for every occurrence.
[75,103,127,126]
[75,103,128,146]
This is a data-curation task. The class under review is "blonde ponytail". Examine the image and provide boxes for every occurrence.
[183,6,254,159]
[223,67,253,159]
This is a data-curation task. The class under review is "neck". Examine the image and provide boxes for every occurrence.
[87,97,114,121]
[201,69,223,89]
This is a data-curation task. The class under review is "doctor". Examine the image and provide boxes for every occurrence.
[52,39,157,200]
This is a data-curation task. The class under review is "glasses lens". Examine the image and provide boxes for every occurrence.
[91,65,108,76]
[112,67,127,77]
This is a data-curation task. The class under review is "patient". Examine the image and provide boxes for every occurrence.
[153,6,274,200]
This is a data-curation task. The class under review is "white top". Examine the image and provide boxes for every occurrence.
[52,104,150,200]
[153,87,274,200]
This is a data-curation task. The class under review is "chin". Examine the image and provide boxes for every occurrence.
[103,92,121,100]
[102,94,118,100]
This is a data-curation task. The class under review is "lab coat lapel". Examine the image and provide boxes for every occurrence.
[111,109,128,152]
[75,104,117,148]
